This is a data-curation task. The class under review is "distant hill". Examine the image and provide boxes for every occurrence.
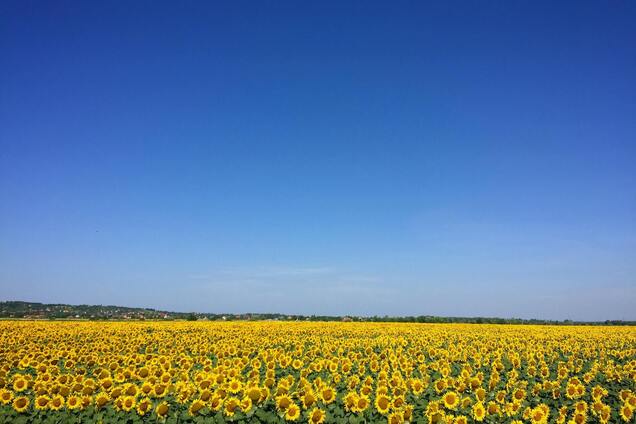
[0,300,280,321]
[0,300,633,325]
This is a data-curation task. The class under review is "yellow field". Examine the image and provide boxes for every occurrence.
[0,321,635,423]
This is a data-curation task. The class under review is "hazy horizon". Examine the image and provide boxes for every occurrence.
[1,1,635,321]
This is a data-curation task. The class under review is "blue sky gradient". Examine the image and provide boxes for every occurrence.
[1,1,635,320]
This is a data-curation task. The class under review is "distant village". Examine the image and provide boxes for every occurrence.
[1,301,633,325]
[0,301,360,322]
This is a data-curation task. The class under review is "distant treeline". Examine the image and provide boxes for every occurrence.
[1,301,634,326]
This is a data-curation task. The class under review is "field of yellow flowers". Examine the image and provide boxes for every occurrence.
[0,321,635,424]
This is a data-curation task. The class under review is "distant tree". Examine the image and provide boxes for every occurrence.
[186,313,198,321]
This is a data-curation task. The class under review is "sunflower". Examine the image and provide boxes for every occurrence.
[227,378,243,394]
[513,388,526,402]
[443,391,460,410]
[49,394,64,411]
[361,384,372,396]
[153,383,168,397]
[224,396,240,417]
[0,388,14,405]
[434,379,447,393]
[136,397,152,416]
[100,377,113,391]
[13,377,28,392]
[530,406,548,424]
[620,404,633,422]
[120,395,136,412]
[246,386,262,402]
[197,388,212,402]
[575,401,588,414]
[461,396,472,409]
[353,395,370,413]
[124,383,138,397]
[210,395,223,411]
[388,411,405,424]
[472,401,486,422]
[402,404,414,421]
[375,394,391,414]
[592,385,607,400]
[285,402,301,421]
[410,378,424,395]
[344,391,358,411]
[67,395,82,410]
[487,401,501,416]
[572,412,586,424]
[276,394,293,411]
[13,396,29,413]
[308,407,326,424]
[240,396,252,412]
[599,405,611,424]
[34,395,50,410]
[188,398,206,416]
[393,395,406,409]
[302,389,317,409]
[140,381,153,395]
[320,386,336,404]
[95,392,109,409]
[155,401,169,418]
[428,410,445,423]
[454,416,468,424]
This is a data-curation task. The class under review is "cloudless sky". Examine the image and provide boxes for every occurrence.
[1,1,635,320]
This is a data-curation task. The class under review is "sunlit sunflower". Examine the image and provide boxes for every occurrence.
[13,377,28,392]
[530,406,548,424]
[320,386,336,404]
[353,395,370,413]
[246,386,262,402]
[67,395,82,410]
[153,383,168,398]
[308,407,326,424]
[0,389,14,405]
[227,378,243,394]
[276,394,293,411]
[188,398,206,416]
[224,396,240,417]
[120,395,136,412]
[155,401,169,418]
[443,391,460,410]
[388,411,405,424]
[210,395,223,411]
[49,394,64,411]
[410,378,425,395]
[284,402,301,421]
[34,395,50,410]
[454,416,468,424]
[13,396,30,413]
[240,396,252,412]
[620,404,633,422]
[136,397,152,416]
[472,401,486,422]
[375,394,391,414]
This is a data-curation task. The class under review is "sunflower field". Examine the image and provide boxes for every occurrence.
[0,321,635,424]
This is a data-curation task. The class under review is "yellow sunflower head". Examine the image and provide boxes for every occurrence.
[13,396,30,413]
[284,402,300,421]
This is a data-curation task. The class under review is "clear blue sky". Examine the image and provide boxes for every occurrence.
[1,1,634,320]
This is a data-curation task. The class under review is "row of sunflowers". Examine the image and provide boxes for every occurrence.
[0,321,635,423]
